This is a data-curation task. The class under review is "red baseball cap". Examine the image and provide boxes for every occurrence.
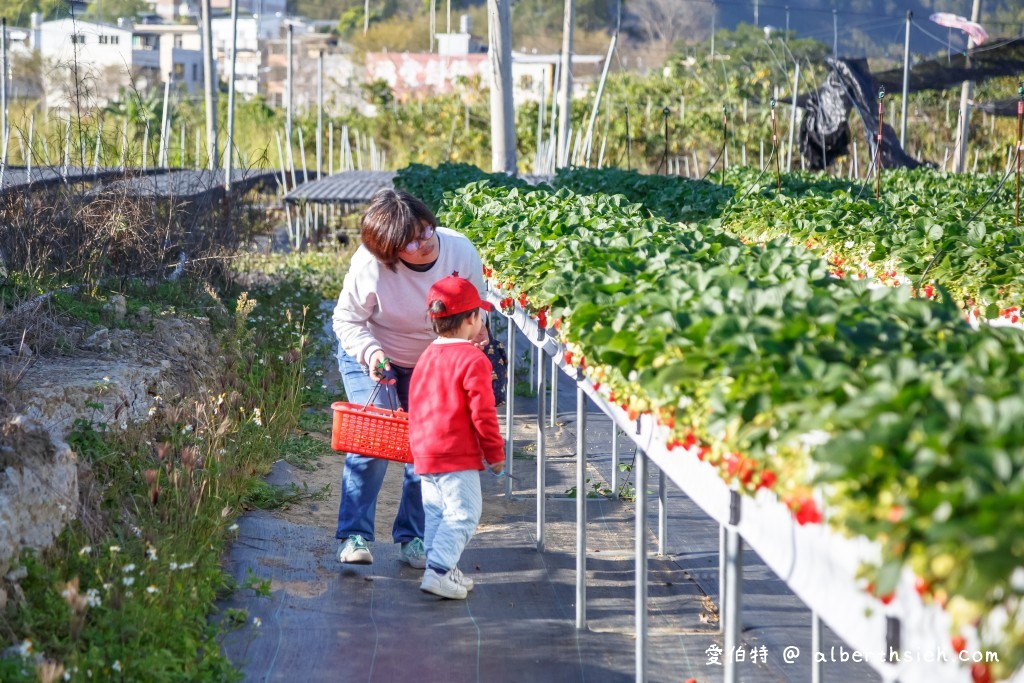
[427,275,495,318]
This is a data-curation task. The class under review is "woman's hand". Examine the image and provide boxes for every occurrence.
[368,349,391,381]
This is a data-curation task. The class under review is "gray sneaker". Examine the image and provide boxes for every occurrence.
[337,535,373,564]
[450,566,474,591]
[420,569,468,600]
[399,538,427,569]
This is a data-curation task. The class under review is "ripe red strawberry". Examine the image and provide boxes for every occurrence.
[914,576,930,597]
[951,635,966,654]
[923,285,934,298]
[758,469,777,490]
[564,351,573,365]
[971,663,991,683]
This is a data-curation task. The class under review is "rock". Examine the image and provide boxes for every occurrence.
[0,415,76,579]
[0,346,13,357]
[83,328,110,351]
[135,306,152,324]
[103,294,127,321]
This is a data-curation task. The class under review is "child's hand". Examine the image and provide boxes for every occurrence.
[490,461,505,475]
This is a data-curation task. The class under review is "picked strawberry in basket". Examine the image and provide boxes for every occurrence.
[331,358,412,463]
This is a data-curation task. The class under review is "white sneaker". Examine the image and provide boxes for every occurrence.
[420,569,468,600]
[337,535,373,564]
[450,566,474,591]
[399,538,427,569]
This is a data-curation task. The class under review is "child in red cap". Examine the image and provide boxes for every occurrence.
[409,275,506,599]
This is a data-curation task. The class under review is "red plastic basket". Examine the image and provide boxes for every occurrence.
[331,401,413,463]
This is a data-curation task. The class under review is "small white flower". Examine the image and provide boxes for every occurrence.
[259,358,265,365]
[251,408,263,427]
[16,639,32,657]
[130,525,142,538]
[844,240,855,249]
[228,523,239,532]
[103,583,112,591]
[321,384,327,389]
[102,376,111,383]
[64,672,72,681]
[798,430,831,447]
[146,585,159,594]
[122,576,135,586]
[79,545,92,556]
[59,503,68,513]
[253,616,262,627]
[169,562,178,570]
[119,420,128,431]
[147,546,158,561]
[277,355,284,361]
[122,563,136,573]
[148,406,158,417]
[178,562,194,570]
[217,449,227,455]
[315,370,323,377]
[112,660,122,672]
[109,545,121,553]
[86,588,102,607]
[181,424,194,434]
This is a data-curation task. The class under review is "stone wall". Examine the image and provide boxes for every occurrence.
[0,312,220,585]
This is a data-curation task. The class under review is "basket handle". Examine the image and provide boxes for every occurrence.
[362,358,400,415]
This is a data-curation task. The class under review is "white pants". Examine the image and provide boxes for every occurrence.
[421,470,482,572]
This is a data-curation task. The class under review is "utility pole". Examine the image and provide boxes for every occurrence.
[488,0,516,172]
[200,0,217,170]
[224,0,238,189]
[900,11,912,147]
[953,0,982,173]
[556,0,573,167]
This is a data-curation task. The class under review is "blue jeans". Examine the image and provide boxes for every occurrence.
[421,470,482,572]
[335,348,424,544]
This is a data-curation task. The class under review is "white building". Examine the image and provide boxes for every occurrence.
[32,14,205,104]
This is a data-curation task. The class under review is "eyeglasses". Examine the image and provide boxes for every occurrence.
[403,225,436,253]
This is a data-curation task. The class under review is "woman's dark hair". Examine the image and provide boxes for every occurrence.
[429,300,477,336]
[360,189,438,270]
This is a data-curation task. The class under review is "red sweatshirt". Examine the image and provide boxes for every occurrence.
[408,338,506,475]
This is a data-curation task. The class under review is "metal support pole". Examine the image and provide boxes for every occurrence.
[635,449,648,683]
[1,18,7,155]
[719,524,727,633]
[536,346,547,552]
[900,11,912,147]
[158,73,171,167]
[286,25,296,186]
[316,50,323,177]
[549,355,557,427]
[657,469,667,556]
[723,491,743,683]
[832,9,838,58]
[610,424,619,499]
[812,611,823,683]
[556,0,573,166]
[786,62,800,171]
[200,0,217,169]
[224,0,239,190]
[504,316,516,497]
[575,380,587,629]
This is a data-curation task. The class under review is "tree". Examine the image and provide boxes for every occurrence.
[83,0,148,22]
[627,0,711,50]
